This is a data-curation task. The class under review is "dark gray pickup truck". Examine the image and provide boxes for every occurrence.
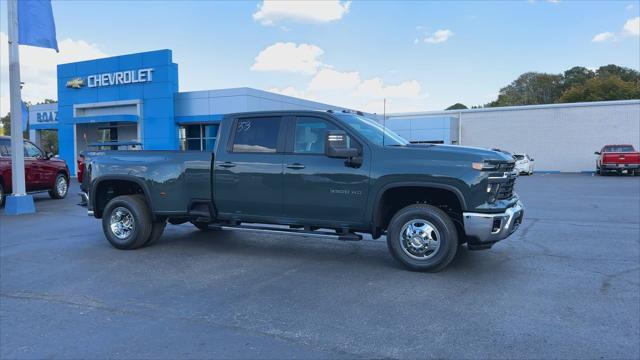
[83,110,524,271]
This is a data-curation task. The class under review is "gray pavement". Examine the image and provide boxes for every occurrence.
[1,173,639,359]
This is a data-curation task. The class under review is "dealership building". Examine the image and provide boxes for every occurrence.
[29,49,640,175]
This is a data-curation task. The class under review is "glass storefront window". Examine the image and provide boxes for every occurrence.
[179,124,219,151]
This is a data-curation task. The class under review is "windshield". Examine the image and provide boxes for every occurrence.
[604,145,635,152]
[334,114,409,146]
[513,155,525,160]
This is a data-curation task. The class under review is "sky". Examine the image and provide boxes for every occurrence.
[1,0,639,115]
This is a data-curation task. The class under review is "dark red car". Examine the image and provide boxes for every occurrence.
[595,144,640,176]
[0,136,70,204]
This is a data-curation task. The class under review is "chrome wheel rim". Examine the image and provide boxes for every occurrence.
[110,207,135,240]
[399,219,441,260]
[56,176,68,196]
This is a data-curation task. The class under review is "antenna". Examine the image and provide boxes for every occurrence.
[382,98,387,147]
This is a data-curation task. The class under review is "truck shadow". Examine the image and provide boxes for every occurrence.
[152,226,500,274]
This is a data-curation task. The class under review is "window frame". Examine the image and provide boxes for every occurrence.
[179,124,219,151]
[227,116,286,154]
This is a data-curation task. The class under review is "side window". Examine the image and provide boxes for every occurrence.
[24,142,43,158]
[232,117,281,153]
[294,117,338,154]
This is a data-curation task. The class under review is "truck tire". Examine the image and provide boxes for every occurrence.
[49,173,69,199]
[102,195,152,250]
[144,220,167,246]
[0,182,5,207]
[386,204,458,272]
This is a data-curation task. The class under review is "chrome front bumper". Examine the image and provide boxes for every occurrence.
[463,200,524,244]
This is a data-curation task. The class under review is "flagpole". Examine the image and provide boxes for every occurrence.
[6,0,35,214]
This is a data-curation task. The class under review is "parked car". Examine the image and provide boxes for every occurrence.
[0,136,70,205]
[82,110,524,272]
[513,153,534,175]
[595,144,640,175]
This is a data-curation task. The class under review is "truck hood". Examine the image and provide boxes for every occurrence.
[389,144,514,162]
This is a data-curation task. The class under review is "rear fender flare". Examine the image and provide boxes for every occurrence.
[91,175,153,218]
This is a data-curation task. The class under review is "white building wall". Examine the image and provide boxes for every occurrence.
[389,100,640,172]
[459,101,640,172]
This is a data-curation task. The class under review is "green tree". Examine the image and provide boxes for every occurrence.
[558,75,640,103]
[445,103,468,110]
[486,72,564,107]
[0,112,29,138]
[562,66,595,91]
[596,65,640,83]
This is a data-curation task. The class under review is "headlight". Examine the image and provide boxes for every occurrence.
[472,161,499,171]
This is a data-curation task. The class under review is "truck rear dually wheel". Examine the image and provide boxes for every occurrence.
[386,204,458,272]
[102,195,152,250]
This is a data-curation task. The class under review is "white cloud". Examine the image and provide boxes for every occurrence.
[308,68,360,91]
[424,29,454,44]
[355,78,422,99]
[253,0,351,26]
[255,41,425,112]
[623,17,640,36]
[592,31,616,42]
[251,42,324,74]
[0,32,108,116]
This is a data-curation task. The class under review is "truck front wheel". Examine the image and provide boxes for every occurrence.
[386,204,458,272]
[102,195,152,250]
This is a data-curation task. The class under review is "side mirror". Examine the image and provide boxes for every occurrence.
[594,151,601,155]
[325,130,359,158]
[46,152,54,159]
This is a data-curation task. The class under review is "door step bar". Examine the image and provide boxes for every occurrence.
[214,223,363,241]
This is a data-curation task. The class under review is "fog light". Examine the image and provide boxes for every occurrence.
[492,218,502,233]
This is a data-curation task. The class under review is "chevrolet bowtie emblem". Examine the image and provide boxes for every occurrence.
[66,77,85,89]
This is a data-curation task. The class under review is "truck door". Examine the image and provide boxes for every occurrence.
[23,141,42,191]
[282,116,370,226]
[213,116,286,220]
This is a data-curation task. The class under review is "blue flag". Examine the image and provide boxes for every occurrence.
[18,0,59,52]
[21,102,29,131]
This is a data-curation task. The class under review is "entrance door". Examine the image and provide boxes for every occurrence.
[214,116,286,220]
[282,116,370,226]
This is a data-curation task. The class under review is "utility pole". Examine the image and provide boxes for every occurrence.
[5,0,35,214]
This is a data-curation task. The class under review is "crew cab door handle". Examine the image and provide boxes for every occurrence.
[217,162,236,168]
[286,163,305,170]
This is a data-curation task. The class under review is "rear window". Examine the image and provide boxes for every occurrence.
[604,145,635,152]
[0,140,10,157]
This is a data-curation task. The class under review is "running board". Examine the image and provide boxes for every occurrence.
[216,223,363,241]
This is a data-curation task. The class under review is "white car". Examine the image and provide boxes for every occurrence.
[513,153,534,175]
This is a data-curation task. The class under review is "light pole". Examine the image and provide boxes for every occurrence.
[5,0,35,214]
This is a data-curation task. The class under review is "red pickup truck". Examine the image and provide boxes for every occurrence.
[0,136,70,204]
[595,144,640,176]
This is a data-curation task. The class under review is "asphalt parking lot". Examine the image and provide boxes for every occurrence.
[1,173,639,359]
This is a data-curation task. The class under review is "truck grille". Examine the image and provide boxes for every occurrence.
[497,176,516,200]
[498,162,515,172]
